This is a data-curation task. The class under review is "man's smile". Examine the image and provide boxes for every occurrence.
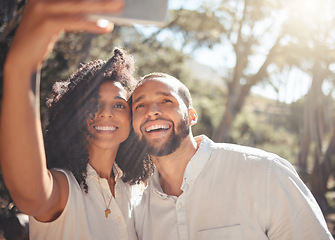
[141,120,173,137]
[145,124,170,133]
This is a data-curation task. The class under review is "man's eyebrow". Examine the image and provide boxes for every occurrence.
[133,91,172,104]
[157,91,171,97]
[133,95,144,104]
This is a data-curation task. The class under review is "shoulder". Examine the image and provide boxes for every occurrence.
[52,169,83,190]
[213,141,278,159]
[32,169,71,222]
[202,136,296,176]
[51,169,80,191]
[50,168,85,211]
[198,135,279,160]
[211,141,278,165]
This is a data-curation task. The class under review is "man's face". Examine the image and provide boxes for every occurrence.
[132,78,190,156]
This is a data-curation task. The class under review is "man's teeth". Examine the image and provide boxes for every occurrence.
[145,125,169,132]
[95,126,116,131]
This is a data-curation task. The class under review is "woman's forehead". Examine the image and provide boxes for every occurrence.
[99,81,130,100]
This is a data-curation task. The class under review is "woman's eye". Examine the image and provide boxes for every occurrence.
[115,103,126,109]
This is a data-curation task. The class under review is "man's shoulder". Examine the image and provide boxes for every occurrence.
[200,135,279,161]
[206,137,297,176]
[214,141,277,158]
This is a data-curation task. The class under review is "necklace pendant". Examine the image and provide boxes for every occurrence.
[105,208,111,218]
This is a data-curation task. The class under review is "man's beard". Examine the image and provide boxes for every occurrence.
[136,117,189,157]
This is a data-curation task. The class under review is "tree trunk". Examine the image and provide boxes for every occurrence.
[310,111,329,212]
[307,63,329,212]
[212,87,243,142]
[324,127,335,175]
[211,35,281,143]
[297,98,310,174]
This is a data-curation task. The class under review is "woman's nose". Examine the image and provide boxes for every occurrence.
[98,105,113,118]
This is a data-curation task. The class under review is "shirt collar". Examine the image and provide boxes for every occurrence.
[86,162,123,182]
[182,135,214,188]
[151,135,214,195]
[151,169,169,199]
[112,162,124,180]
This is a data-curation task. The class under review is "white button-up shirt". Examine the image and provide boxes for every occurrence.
[134,135,333,240]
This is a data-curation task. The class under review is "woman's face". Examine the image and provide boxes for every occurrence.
[86,81,131,150]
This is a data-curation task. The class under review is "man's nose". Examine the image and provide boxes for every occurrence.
[146,103,161,118]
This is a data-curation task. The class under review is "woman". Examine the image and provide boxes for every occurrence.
[0,0,151,239]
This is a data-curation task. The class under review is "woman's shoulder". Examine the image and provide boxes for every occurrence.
[51,168,82,192]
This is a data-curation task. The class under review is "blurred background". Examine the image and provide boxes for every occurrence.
[1,0,335,238]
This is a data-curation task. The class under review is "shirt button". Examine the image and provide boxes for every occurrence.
[177,203,183,209]
[117,216,122,222]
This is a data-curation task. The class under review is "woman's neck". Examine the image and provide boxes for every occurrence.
[88,145,119,179]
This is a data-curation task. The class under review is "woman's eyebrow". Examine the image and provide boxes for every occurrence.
[114,96,127,100]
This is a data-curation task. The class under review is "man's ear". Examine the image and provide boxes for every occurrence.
[188,108,198,126]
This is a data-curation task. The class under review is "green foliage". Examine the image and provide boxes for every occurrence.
[287,99,305,134]
[131,42,190,79]
[167,8,225,50]
[257,128,299,164]
[230,95,299,163]
[190,80,225,136]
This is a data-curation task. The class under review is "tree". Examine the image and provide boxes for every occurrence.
[276,0,335,210]
[151,0,287,142]
[153,0,335,212]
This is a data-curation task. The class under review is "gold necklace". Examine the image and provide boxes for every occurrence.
[98,178,113,218]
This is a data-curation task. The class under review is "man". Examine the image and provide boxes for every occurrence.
[130,72,333,240]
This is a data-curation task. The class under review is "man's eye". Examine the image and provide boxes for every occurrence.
[163,99,172,103]
[135,104,144,110]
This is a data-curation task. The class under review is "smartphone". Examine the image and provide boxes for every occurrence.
[90,0,169,26]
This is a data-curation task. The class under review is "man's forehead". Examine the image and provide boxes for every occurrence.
[136,77,178,93]
[144,76,177,85]
[132,78,180,102]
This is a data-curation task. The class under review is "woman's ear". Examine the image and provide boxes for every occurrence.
[188,108,198,126]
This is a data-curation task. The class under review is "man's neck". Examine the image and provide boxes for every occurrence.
[151,135,199,197]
